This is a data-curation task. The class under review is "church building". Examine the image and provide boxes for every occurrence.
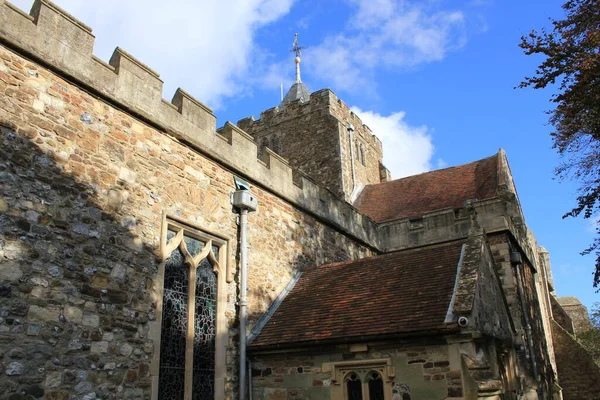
[0,1,599,400]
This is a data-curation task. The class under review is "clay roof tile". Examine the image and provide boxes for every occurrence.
[354,152,500,222]
[250,240,464,349]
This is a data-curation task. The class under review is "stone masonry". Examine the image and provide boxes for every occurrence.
[0,22,372,399]
[238,91,388,203]
[0,0,587,399]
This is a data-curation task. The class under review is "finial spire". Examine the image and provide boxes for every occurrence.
[290,33,304,83]
[280,33,311,105]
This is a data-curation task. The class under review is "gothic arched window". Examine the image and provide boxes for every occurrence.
[155,219,229,400]
[325,359,395,400]
[367,371,384,400]
[346,373,363,400]
[360,145,366,166]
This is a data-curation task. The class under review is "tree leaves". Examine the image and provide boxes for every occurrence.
[520,0,600,288]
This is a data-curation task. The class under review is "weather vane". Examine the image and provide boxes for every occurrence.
[291,33,303,58]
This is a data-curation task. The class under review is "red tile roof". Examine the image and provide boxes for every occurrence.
[249,240,464,349]
[355,153,500,222]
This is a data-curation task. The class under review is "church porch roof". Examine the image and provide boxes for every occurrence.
[249,240,464,350]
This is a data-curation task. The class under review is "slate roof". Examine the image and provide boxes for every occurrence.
[280,81,311,105]
[355,152,500,223]
[249,240,464,349]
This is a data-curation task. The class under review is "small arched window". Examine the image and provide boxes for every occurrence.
[325,359,394,400]
[346,373,363,400]
[367,371,384,400]
[360,145,366,165]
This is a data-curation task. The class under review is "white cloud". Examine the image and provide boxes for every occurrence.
[351,107,434,179]
[9,0,294,108]
[306,1,466,95]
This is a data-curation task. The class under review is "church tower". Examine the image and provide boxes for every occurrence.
[237,34,390,202]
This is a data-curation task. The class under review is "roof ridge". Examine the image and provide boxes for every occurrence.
[363,151,500,188]
[306,238,466,271]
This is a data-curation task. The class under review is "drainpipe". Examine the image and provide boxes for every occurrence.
[231,180,258,400]
[239,208,249,400]
[248,359,253,400]
[347,122,356,193]
[511,251,540,398]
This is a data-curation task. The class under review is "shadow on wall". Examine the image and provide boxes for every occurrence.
[0,123,159,398]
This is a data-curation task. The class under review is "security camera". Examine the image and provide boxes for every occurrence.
[458,316,469,328]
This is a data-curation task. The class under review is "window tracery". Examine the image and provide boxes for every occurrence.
[324,359,395,400]
[154,218,229,400]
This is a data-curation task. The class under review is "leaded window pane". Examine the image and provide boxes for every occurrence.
[158,249,188,400]
[368,372,384,400]
[192,258,217,400]
[184,235,205,257]
[347,373,363,400]
[167,228,178,241]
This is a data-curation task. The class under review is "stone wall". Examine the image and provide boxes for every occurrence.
[551,320,600,399]
[238,91,385,203]
[487,233,556,398]
[238,91,346,199]
[551,297,574,334]
[0,0,382,253]
[251,341,457,400]
[0,38,371,399]
[328,98,385,200]
[557,297,592,335]
[470,240,513,341]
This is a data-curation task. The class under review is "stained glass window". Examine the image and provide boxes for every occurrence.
[158,249,188,400]
[159,222,222,400]
[192,258,217,400]
[167,228,178,241]
[347,373,363,400]
[184,235,205,257]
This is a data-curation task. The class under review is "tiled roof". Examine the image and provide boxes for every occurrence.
[355,153,500,223]
[249,240,464,349]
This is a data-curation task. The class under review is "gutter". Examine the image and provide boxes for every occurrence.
[248,326,460,354]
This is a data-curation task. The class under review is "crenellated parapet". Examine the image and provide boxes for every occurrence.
[237,87,386,200]
[237,89,383,153]
[0,0,383,249]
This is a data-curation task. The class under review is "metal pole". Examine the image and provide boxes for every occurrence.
[239,209,249,400]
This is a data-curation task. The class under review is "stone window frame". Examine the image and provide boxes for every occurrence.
[323,358,395,400]
[355,141,366,166]
[150,213,232,400]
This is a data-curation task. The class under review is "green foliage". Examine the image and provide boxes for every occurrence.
[578,302,600,364]
[519,0,600,288]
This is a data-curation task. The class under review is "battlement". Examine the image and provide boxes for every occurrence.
[0,0,382,249]
[237,88,382,150]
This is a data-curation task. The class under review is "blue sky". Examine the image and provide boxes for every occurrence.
[10,0,598,311]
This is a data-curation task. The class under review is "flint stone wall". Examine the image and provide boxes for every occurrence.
[0,38,371,399]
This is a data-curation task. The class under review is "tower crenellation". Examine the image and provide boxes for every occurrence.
[239,86,389,202]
